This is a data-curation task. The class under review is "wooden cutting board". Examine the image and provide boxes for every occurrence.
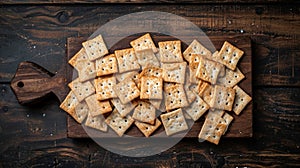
[66,34,253,138]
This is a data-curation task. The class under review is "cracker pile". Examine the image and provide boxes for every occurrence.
[60,33,252,144]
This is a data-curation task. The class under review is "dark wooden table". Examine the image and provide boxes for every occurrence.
[0,1,299,167]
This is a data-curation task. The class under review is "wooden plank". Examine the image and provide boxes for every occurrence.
[0,0,292,5]
[1,83,299,167]
[0,5,299,86]
[66,34,252,138]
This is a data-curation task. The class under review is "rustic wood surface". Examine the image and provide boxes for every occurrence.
[0,2,299,167]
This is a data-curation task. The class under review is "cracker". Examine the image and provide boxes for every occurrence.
[184,95,209,121]
[198,114,227,145]
[105,109,135,137]
[162,62,186,84]
[195,57,223,84]
[158,40,183,63]
[115,48,140,73]
[74,101,89,123]
[130,33,158,53]
[68,48,88,67]
[160,108,188,136]
[135,49,160,69]
[85,112,108,132]
[132,101,156,125]
[110,98,138,117]
[115,71,139,82]
[140,76,163,100]
[82,34,108,61]
[135,119,161,137]
[211,85,235,111]
[232,85,252,115]
[217,68,245,88]
[164,84,189,111]
[68,78,95,102]
[183,40,212,62]
[214,41,244,70]
[60,91,80,122]
[95,54,118,76]
[74,60,97,82]
[94,76,117,100]
[113,79,140,104]
[85,94,112,116]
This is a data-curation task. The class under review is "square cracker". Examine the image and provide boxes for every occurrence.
[196,57,223,84]
[132,101,156,125]
[217,68,245,88]
[184,95,209,121]
[115,48,140,73]
[160,108,188,136]
[140,76,163,100]
[115,71,139,82]
[68,48,88,67]
[162,62,186,84]
[105,109,135,137]
[113,79,140,104]
[232,85,252,115]
[85,112,108,132]
[198,113,227,145]
[85,94,112,116]
[74,60,97,82]
[135,49,160,69]
[164,84,189,111]
[214,41,244,70]
[69,49,96,82]
[183,39,212,63]
[110,98,138,117]
[82,34,109,61]
[211,85,235,111]
[60,91,80,122]
[94,76,117,100]
[158,40,183,63]
[135,119,161,137]
[68,78,95,102]
[74,101,89,123]
[95,54,118,76]
[130,33,158,53]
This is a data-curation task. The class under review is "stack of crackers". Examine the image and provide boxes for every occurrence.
[60,33,252,144]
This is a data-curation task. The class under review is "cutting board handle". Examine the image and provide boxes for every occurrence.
[10,61,69,105]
